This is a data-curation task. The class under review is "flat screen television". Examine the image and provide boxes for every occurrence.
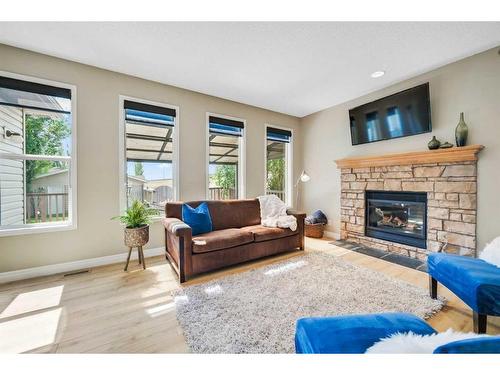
[349,83,431,145]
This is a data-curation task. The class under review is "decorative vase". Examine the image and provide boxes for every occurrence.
[439,141,453,149]
[428,136,441,150]
[455,112,468,147]
[124,225,149,247]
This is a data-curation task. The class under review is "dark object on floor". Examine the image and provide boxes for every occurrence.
[163,199,306,282]
[428,252,500,334]
[305,209,328,225]
[330,240,427,272]
[305,223,325,238]
[295,313,500,354]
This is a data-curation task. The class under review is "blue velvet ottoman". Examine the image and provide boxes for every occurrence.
[428,253,500,333]
[295,313,436,354]
[295,312,500,354]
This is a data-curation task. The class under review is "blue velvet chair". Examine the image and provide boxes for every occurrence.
[295,313,500,354]
[428,252,500,333]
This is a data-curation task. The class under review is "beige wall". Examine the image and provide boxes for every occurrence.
[301,47,500,251]
[0,44,302,272]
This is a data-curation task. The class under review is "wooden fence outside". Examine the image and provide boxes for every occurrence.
[26,192,68,222]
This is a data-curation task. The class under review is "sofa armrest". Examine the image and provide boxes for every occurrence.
[287,209,306,250]
[162,217,192,237]
[287,209,306,221]
[163,218,192,282]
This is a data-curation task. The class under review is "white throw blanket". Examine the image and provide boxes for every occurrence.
[366,329,489,354]
[257,195,297,231]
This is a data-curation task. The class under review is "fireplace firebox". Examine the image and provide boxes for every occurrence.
[365,191,427,249]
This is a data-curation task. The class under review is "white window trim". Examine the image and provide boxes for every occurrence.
[206,112,246,200]
[264,123,293,208]
[118,95,180,218]
[0,70,77,237]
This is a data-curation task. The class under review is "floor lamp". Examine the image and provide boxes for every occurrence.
[295,170,310,209]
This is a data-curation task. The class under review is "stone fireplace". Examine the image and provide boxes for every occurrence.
[335,145,484,260]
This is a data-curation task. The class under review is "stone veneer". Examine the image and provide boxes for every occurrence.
[340,161,478,259]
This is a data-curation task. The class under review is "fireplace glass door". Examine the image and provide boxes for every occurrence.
[365,191,427,248]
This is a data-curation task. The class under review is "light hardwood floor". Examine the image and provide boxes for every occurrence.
[0,237,498,353]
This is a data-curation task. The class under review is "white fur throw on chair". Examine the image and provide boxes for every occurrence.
[479,236,500,267]
[366,329,488,354]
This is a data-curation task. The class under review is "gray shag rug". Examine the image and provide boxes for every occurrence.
[173,252,444,353]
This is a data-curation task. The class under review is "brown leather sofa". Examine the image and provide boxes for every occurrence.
[163,199,305,282]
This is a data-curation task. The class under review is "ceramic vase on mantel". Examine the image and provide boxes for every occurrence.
[428,136,440,150]
[455,112,469,147]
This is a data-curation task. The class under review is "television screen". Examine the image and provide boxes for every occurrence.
[349,83,431,145]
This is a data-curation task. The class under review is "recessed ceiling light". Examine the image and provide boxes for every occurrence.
[371,71,385,78]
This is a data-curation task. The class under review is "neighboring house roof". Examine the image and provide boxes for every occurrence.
[127,175,146,183]
[31,168,68,180]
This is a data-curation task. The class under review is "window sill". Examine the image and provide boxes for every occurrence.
[0,222,77,237]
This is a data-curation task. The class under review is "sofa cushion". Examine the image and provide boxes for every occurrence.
[240,225,296,242]
[192,228,254,254]
[182,202,212,235]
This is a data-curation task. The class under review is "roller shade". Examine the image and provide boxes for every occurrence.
[267,127,291,143]
[124,100,176,127]
[0,76,71,99]
[209,116,244,137]
[124,100,176,117]
[0,75,72,114]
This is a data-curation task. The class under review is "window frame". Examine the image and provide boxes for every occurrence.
[118,95,180,216]
[0,70,77,237]
[206,112,246,200]
[264,123,293,208]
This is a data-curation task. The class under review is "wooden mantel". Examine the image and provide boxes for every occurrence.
[335,144,484,169]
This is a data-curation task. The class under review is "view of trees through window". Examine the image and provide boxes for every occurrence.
[266,139,287,203]
[25,114,70,190]
[208,126,240,200]
[24,113,71,223]
[209,164,237,200]
[266,158,285,192]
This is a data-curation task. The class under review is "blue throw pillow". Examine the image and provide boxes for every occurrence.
[182,202,212,236]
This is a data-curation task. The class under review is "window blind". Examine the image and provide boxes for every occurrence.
[124,100,176,126]
[209,116,244,136]
[0,76,71,99]
[267,127,291,143]
[124,100,176,117]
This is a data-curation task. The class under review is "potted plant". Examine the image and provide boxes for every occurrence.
[112,200,158,270]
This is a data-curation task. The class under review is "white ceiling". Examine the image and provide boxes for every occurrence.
[0,22,499,117]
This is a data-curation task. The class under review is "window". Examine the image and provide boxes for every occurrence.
[266,126,292,206]
[207,114,245,200]
[0,73,76,235]
[120,98,178,212]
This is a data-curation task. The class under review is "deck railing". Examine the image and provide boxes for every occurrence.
[266,189,286,201]
[209,187,237,200]
[26,192,69,222]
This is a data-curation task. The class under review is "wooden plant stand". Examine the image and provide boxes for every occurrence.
[124,246,146,271]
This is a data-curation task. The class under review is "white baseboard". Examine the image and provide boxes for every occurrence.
[0,247,165,284]
[323,230,341,240]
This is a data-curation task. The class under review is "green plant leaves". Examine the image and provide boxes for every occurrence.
[112,200,159,228]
